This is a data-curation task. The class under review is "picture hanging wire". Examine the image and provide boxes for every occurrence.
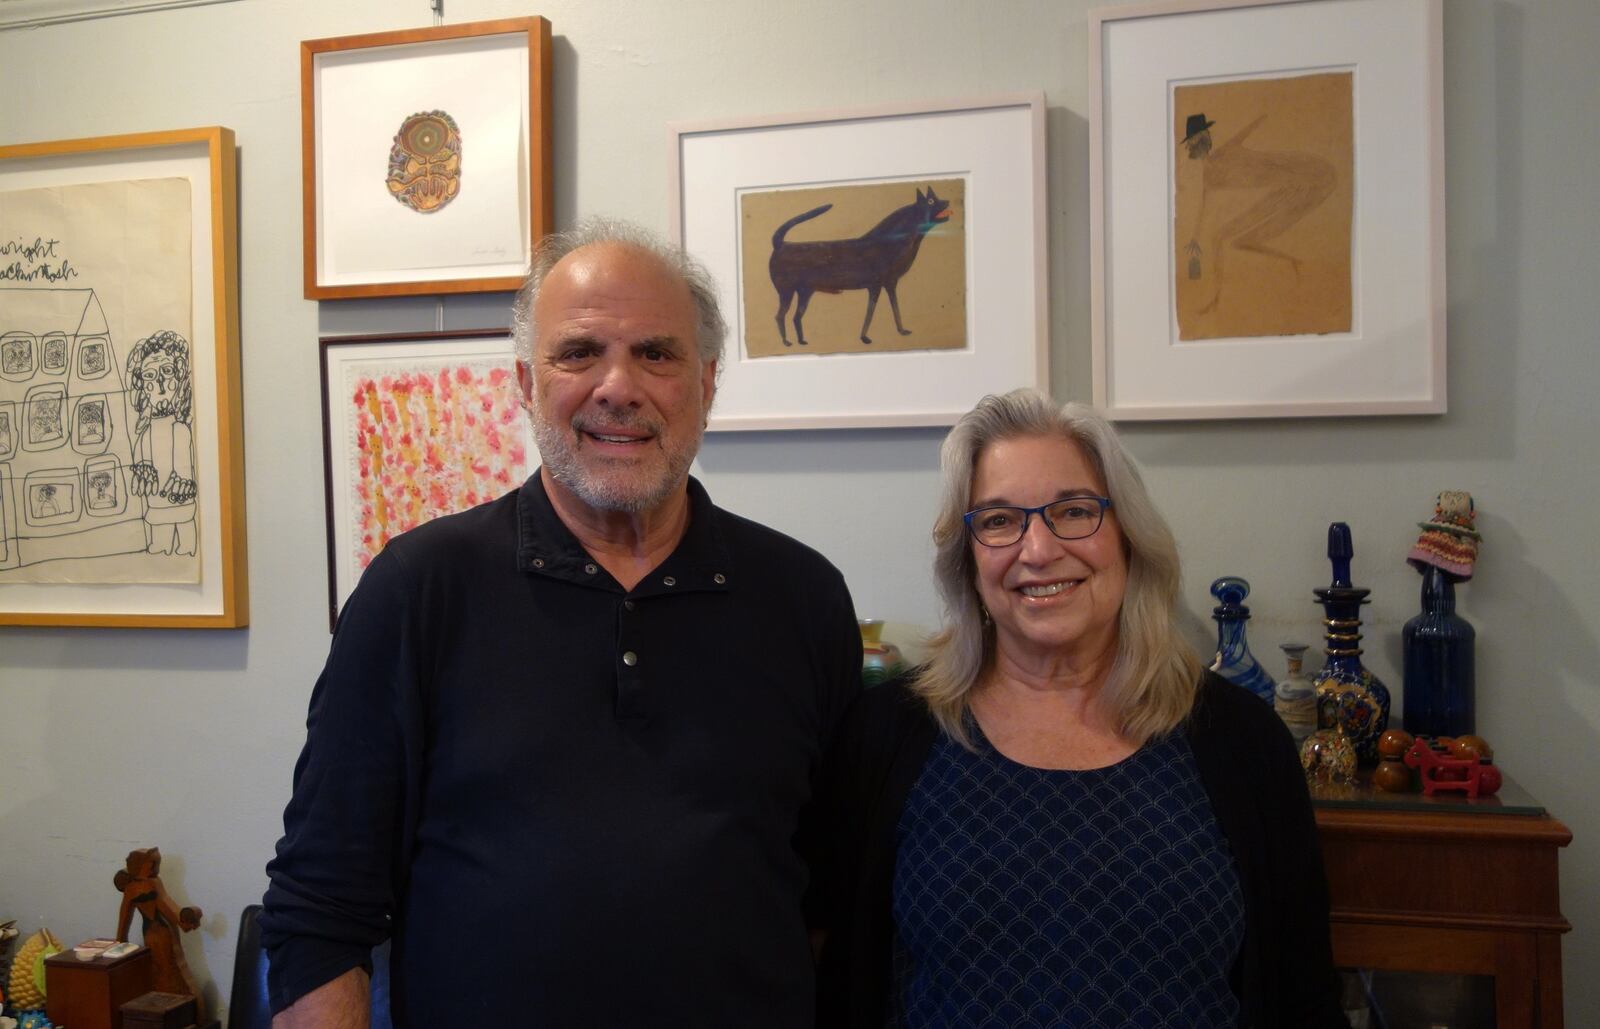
[431,0,443,25]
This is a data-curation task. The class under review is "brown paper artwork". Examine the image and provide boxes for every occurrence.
[1173,71,1354,341]
[738,178,967,359]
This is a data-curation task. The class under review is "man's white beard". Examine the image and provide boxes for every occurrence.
[529,404,703,514]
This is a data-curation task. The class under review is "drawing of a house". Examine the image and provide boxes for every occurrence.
[0,287,144,573]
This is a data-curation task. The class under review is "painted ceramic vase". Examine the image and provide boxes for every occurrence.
[1208,576,1276,704]
[1274,642,1318,745]
[1402,564,1477,737]
[1299,728,1357,782]
[1312,523,1391,764]
[859,619,905,688]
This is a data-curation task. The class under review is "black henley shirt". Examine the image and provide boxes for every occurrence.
[260,473,861,1027]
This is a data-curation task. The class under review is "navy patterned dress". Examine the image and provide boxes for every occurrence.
[890,723,1246,1027]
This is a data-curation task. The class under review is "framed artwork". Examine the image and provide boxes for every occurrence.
[1089,0,1445,419]
[301,17,553,300]
[0,126,247,628]
[320,330,536,629]
[671,93,1048,430]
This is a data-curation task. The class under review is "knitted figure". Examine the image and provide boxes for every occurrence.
[1406,490,1481,581]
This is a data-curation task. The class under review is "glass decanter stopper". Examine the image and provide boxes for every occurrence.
[1312,523,1391,763]
[1274,642,1317,744]
[1208,576,1276,703]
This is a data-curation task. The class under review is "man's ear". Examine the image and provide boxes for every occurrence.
[515,359,534,407]
[701,358,717,419]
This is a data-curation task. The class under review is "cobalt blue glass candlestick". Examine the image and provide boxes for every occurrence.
[1312,523,1391,763]
[1402,564,1476,737]
[1209,576,1276,704]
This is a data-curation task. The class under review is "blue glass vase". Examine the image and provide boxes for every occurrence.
[1312,523,1391,763]
[1402,564,1476,737]
[1209,576,1276,704]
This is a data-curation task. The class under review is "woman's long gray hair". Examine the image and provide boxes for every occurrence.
[914,388,1201,746]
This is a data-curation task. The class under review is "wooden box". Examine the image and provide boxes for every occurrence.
[44,942,153,1029]
[121,990,198,1029]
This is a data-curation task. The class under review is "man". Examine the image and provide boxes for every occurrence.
[261,220,861,1027]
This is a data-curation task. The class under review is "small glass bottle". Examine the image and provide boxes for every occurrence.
[1209,576,1276,704]
[1274,642,1317,744]
[1402,564,1476,737]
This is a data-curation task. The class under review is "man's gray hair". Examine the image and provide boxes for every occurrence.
[510,217,727,373]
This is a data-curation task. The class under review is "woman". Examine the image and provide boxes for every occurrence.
[817,389,1346,1028]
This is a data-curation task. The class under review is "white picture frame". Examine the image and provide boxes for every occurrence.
[1089,0,1445,419]
[671,94,1049,431]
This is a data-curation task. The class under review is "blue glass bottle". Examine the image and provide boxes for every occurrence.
[1312,523,1391,763]
[1209,576,1276,704]
[1402,564,1476,737]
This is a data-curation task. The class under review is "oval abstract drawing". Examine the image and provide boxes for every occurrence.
[386,110,462,214]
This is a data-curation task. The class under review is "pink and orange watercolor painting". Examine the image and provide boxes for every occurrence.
[322,332,535,627]
[347,359,527,568]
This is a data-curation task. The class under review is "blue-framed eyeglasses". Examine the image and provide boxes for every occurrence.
[962,496,1113,548]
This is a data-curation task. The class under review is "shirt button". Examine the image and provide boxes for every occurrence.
[532,558,545,569]
[662,575,677,586]
[622,651,638,667]
[713,573,726,584]
[584,563,598,575]
[623,600,636,611]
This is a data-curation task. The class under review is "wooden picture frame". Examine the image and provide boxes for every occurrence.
[671,94,1048,431]
[0,126,247,627]
[301,17,553,300]
[320,330,534,629]
[1089,0,1445,419]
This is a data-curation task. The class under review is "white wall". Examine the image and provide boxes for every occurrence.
[1,0,1595,1022]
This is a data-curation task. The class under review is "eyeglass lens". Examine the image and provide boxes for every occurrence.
[968,498,1105,546]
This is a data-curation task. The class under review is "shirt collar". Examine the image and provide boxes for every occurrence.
[514,470,734,596]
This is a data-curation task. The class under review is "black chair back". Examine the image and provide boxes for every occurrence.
[228,904,391,1029]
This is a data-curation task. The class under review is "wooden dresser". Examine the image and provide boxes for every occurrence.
[1312,775,1571,1028]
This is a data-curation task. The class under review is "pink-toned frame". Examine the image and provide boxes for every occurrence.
[1089,0,1446,419]
[671,93,1049,431]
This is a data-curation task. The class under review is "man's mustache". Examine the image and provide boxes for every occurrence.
[570,412,661,437]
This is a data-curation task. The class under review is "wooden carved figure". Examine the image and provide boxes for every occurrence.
[114,847,205,1021]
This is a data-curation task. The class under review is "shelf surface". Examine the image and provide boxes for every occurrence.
[1309,768,1545,817]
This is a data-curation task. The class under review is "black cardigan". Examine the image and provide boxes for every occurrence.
[814,671,1350,1029]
